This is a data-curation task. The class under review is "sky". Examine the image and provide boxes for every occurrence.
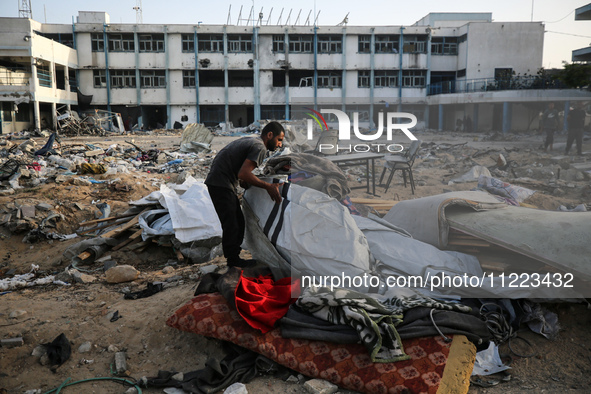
[1,0,590,68]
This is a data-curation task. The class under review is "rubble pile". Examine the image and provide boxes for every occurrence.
[413,140,591,205]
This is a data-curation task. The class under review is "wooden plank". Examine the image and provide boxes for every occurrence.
[79,212,139,227]
[77,217,135,235]
[175,248,185,262]
[111,229,143,251]
[100,215,141,239]
[128,240,150,251]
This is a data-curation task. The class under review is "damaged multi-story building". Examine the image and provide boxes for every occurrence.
[1,10,590,134]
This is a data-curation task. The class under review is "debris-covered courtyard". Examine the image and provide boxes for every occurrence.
[1,124,591,394]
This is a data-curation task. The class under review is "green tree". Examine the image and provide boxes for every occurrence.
[556,62,591,90]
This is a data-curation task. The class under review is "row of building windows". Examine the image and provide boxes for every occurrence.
[93,69,428,88]
[90,33,459,55]
[93,70,166,88]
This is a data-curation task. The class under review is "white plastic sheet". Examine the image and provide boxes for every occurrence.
[158,176,222,243]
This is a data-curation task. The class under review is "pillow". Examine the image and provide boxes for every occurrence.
[167,293,475,394]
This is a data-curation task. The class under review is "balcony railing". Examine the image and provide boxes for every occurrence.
[427,76,567,96]
[0,68,31,86]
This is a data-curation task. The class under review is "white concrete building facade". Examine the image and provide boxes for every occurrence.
[2,11,590,134]
[0,17,77,133]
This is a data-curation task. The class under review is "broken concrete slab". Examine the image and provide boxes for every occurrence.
[20,205,36,218]
[105,265,139,283]
[303,379,338,394]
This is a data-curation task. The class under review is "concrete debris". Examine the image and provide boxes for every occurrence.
[114,351,129,375]
[105,265,139,283]
[77,341,92,353]
[303,379,338,394]
[1,337,24,348]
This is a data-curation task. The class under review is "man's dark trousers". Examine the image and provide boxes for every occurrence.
[207,185,244,264]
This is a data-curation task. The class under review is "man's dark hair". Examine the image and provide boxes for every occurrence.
[262,121,284,137]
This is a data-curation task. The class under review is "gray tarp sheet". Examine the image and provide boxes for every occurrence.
[447,206,591,282]
[383,191,507,248]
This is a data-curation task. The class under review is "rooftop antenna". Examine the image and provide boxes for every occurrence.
[227,4,232,25]
[248,5,254,26]
[266,8,273,25]
[314,10,320,26]
[276,8,284,25]
[237,5,245,25]
[294,9,302,25]
[337,12,349,26]
[133,0,143,24]
[304,10,312,26]
[285,9,293,25]
[19,0,32,19]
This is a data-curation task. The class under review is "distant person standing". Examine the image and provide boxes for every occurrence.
[540,102,559,152]
[565,102,586,156]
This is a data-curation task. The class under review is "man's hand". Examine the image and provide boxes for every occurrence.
[265,182,282,204]
[239,179,250,190]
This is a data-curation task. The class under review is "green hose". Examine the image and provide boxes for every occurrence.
[42,376,142,394]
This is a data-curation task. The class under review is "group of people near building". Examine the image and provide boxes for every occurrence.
[540,102,587,155]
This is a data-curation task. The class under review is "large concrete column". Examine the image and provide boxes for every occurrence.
[31,60,41,130]
[51,102,57,130]
[438,104,443,131]
[502,102,511,134]
[64,65,71,112]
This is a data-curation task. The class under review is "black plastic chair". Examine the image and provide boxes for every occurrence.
[379,139,422,194]
[305,128,339,156]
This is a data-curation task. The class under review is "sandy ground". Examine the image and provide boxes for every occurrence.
[1,129,590,393]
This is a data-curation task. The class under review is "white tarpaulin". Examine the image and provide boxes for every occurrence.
[158,176,222,243]
[244,181,374,290]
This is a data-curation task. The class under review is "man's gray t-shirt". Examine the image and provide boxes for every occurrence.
[205,137,267,192]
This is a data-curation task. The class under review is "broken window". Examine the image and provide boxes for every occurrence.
[375,35,399,53]
[272,35,285,52]
[111,70,136,88]
[56,69,66,90]
[198,70,224,87]
[261,105,285,120]
[402,35,427,54]
[198,34,223,52]
[140,70,165,88]
[35,31,74,48]
[69,69,77,92]
[228,35,252,52]
[182,34,195,52]
[317,71,342,88]
[402,70,426,87]
[183,70,196,87]
[457,69,466,78]
[15,102,30,122]
[358,70,370,87]
[375,70,398,87]
[108,33,135,52]
[37,64,51,88]
[288,35,313,53]
[288,70,314,87]
[93,70,106,88]
[272,70,286,87]
[431,37,458,55]
[200,105,224,125]
[317,35,342,54]
[139,34,165,52]
[358,35,371,53]
[228,70,253,87]
[91,33,104,52]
